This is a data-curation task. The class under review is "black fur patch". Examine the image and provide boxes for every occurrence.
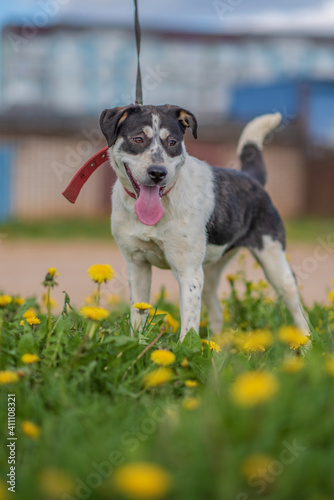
[206,166,285,251]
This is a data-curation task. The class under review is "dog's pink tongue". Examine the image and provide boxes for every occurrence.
[135,185,164,226]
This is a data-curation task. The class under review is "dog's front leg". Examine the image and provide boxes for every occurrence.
[173,266,204,342]
[127,259,152,333]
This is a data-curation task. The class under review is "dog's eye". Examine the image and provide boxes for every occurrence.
[133,137,144,144]
[168,139,177,147]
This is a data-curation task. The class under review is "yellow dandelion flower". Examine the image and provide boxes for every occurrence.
[47,268,59,278]
[21,354,40,364]
[87,264,115,284]
[113,462,172,500]
[39,468,76,498]
[150,350,176,366]
[324,355,334,376]
[143,367,173,388]
[80,306,109,321]
[185,380,198,388]
[164,313,179,332]
[133,302,153,311]
[328,290,334,303]
[0,371,19,384]
[241,453,273,480]
[0,295,12,307]
[182,397,201,410]
[237,329,274,353]
[231,371,279,407]
[180,357,189,368]
[13,296,25,306]
[23,307,38,319]
[280,357,304,374]
[201,338,222,353]
[20,316,41,326]
[278,326,310,350]
[226,274,237,283]
[21,421,40,439]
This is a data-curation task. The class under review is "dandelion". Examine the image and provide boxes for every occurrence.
[113,462,172,499]
[0,295,12,307]
[180,357,189,368]
[241,453,273,480]
[0,371,19,384]
[133,302,153,313]
[182,397,201,410]
[48,268,59,278]
[324,355,334,376]
[39,468,76,498]
[328,290,334,303]
[21,421,40,439]
[237,329,274,353]
[280,357,304,373]
[23,307,38,319]
[150,350,176,366]
[87,264,115,284]
[278,326,310,350]
[185,380,198,388]
[143,367,173,388]
[231,371,279,407]
[13,296,25,306]
[21,354,40,364]
[226,274,237,283]
[201,338,222,353]
[20,316,41,326]
[80,306,109,321]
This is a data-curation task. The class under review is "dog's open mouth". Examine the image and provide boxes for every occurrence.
[124,164,165,226]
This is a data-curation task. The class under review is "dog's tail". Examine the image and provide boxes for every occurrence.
[237,112,282,186]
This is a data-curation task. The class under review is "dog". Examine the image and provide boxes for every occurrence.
[99,105,310,342]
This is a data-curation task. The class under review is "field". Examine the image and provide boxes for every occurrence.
[1,259,334,500]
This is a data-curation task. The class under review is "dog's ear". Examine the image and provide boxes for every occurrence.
[177,108,198,139]
[99,106,133,147]
[165,105,197,139]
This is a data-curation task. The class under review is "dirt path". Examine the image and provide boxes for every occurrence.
[1,239,333,310]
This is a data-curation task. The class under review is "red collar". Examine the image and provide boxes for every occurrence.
[62,146,175,203]
[62,147,109,203]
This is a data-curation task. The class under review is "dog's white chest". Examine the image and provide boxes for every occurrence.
[128,234,170,270]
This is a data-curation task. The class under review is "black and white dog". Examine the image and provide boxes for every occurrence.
[100,105,309,342]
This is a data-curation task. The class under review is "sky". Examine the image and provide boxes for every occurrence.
[0,0,332,35]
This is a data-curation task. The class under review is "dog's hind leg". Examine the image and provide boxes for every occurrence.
[202,249,238,334]
[127,259,152,333]
[251,235,310,337]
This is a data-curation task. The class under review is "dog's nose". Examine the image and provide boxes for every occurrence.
[147,165,167,184]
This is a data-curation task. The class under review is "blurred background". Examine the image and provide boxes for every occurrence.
[0,0,333,307]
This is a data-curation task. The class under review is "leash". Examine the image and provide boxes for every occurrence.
[62,0,143,203]
[134,0,143,105]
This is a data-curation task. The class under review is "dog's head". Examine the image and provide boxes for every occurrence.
[99,104,197,226]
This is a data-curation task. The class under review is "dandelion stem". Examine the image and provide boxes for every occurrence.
[96,283,101,306]
[46,286,52,347]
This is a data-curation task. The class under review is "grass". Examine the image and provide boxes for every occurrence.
[0,266,334,500]
[0,217,333,243]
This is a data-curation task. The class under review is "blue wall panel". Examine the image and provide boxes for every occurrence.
[0,146,13,222]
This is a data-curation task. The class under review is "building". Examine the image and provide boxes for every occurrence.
[0,22,334,221]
